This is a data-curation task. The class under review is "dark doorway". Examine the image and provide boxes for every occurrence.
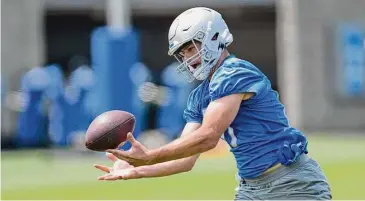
[44,11,105,77]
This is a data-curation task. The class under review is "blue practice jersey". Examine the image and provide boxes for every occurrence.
[184,55,308,179]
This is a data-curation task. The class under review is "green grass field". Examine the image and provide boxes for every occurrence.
[2,134,365,200]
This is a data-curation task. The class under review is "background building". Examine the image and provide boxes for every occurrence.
[1,0,365,200]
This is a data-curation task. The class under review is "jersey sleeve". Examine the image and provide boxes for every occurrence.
[209,65,269,101]
[183,91,203,123]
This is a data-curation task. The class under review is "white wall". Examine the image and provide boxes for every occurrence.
[278,0,365,131]
[1,0,45,135]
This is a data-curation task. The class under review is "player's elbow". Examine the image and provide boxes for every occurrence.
[182,162,194,172]
[200,129,220,151]
[203,138,218,151]
[181,159,197,172]
[186,165,194,172]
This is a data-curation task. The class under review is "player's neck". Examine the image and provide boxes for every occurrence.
[208,50,230,81]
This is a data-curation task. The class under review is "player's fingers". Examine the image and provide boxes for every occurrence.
[106,152,118,162]
[97,175,110,181]
[106,150,132,163]
[94,164,111,173]
[106,149,129,158]
[126,132,137,144]
[104,175,122,180]
[97,173,112,180]
[97,175,105,180]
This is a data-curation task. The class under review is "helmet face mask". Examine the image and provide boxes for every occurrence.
[168,7,233,82]
[174,39,215,82]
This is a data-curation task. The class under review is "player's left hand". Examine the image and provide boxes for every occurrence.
[94,152,141,180]
[106,132,152,167]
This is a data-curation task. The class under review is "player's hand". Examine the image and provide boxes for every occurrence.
[94,152,141,180]
[105,132,152,167]
[97,167,141,181]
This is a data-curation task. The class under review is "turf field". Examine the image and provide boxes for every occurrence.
[2,134,365,200]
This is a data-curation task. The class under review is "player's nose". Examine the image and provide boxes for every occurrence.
[182,55,189,62]
[183,53,194,62]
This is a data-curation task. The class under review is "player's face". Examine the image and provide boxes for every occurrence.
[176,42,202,72]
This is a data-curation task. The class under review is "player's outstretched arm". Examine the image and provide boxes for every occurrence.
[96,155,200,181]
[107,93,249,167]
[147,93,246,164]
[95,123,201,180]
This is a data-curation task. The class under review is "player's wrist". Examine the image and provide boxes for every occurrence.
[145,149,157,165]
[145,148,163,165]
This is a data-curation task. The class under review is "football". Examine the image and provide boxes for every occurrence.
[85,110,135,151]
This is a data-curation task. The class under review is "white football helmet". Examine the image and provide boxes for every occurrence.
[168,7,233,82]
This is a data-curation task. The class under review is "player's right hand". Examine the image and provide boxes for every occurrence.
[106,132,152,167]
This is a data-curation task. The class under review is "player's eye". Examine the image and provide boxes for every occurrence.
[178,52,184,57]
[187,46,195,52]
[178,49,186,56]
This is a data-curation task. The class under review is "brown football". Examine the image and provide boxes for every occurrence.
[85,110,135,151]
